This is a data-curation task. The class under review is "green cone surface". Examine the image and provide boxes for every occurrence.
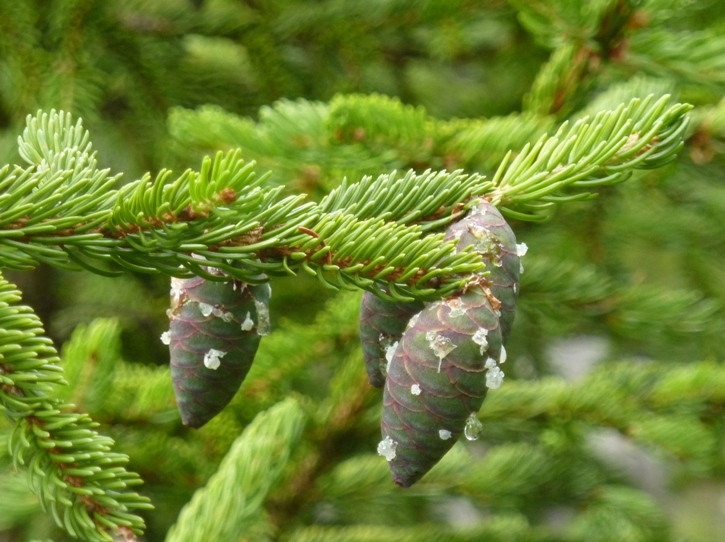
[380,200,519,487]
[381,285,503,487]
[168,276,271,428]
[444,201,521,340]
[359,292,424,388]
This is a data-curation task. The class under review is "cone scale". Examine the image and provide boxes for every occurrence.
[167,276,271,428]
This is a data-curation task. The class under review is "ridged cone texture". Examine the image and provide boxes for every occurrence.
[168,276,271,428]
[382,286,502,487]
[359,292,424,388]
[380,200,520,487]
[444,201,520,341]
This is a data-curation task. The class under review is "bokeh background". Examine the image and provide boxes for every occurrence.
[2,1,725,540]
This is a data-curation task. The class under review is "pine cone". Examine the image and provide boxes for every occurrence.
[444,201,522,340]
[165,276,271,428]
[379,200,521,487]
[380,284,503,487]
[359,292,423,388]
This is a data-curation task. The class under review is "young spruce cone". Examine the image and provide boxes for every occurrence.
[359,292,424,388]
[444,201,524,341]
[164,276,271,428]
[379,200,525,487]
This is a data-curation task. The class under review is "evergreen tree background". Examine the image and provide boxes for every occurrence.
[2,0,725,540]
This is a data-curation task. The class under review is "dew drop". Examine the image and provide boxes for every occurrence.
[377,436,397,461]
[439,429,452,440]
[500,345,507,364]
[464,412,483,441]
[520,262,525,274]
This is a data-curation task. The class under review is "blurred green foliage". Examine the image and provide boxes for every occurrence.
[2,0,725,541]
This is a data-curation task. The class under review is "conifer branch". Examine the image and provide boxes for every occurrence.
[490,95,691,220]
[165,398,306,541]
[0,273,151,541]
[3,110,487,302]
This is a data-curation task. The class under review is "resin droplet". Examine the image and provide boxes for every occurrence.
[385,341,399,373]
[241,312,254,331]
[520,262,525,274]
[486,365,504,389]
[410,383,422,395]
[448,298,466,318]
[516,242,528,257]
[160,331,171,345]
[377,436,397,461]
[198,302,214,317]
[254,299,271,336]
[500,345,507,364]
[170,278,185,301]
[203,349,226,370]
[472,328,489,355]
[439,429,452,440]
[464,412,483,441]
[425,332,457,372]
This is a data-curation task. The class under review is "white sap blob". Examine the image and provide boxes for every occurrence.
[203,349,226,370]
[500,345,507,364]
[464,412,483,441]
[410,383,422,395]
[160,331,171,345]
[254,299,271,336]
[513,284,519,295]
[439,429,452,440]
[516,242,528,257]
[448,298,466,318]
[385,341,399,373]
[198,303,214,317]
[170,278,185,301]
[472,328,489,355]
[377,436,397,461]
[241,312,254,331]
[425,332,457,372]
[486,365,504,389]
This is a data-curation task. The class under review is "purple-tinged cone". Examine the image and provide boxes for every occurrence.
[359,292,424,388]
[381,283,503,487]
[379,199,521,487]
[167,276,271,428]
[445,201,521,341]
